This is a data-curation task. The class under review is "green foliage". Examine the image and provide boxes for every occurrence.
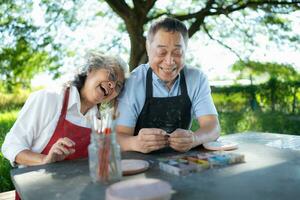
[0,154,13,192]
[190,110,300,136]
[232,60,299,82]
[212,93,247,112]
[0,0,84,93]
[212,83,300,134]
[261,14,291,31]
[212,80,300,114]
[0,90,29,192]
[218,111,300,135]
[0,37,59,92]
[40,0,82,29]
[0,89,29,111]
[0,110,18,192]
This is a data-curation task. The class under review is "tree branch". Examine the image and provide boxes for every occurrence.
[132,0,144,10]
[104,0,132,20]
[174,0,215,21]
[145,0,157,12]
[149,0,300,23]
[132,0,157,12]
[181,0,216,37]
[209,0,300,16]
[132,0,156,23]
[147,12,167,21]
[203,22,243,61]
[175,0,300,37]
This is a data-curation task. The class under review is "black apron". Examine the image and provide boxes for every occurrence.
[134,68,192,135]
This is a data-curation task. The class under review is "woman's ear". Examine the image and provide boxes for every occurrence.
[86,68,95,77]
[86,70,90,77]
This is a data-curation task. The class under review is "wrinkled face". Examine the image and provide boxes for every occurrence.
[146,29,186,85]
[82,68,124,105]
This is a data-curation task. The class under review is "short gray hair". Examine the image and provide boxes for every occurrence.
[147,17,188,46]
[72,51,128,91]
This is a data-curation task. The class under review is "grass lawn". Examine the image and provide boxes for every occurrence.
[0,110,18,192]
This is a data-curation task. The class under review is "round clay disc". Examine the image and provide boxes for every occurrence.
[105,178,172,200]
[121,159,150,176]
[203,141,238,151]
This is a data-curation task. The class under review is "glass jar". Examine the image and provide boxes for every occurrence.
[88,128,122,183]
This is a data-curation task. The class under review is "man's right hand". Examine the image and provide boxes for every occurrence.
[42,137,76,164]
[134,128,168,153]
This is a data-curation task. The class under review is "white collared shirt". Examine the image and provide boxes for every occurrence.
[1,86,97,166]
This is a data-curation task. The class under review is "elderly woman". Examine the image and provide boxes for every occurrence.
[1,51,127,167]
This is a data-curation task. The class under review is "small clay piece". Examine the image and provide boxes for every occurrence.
[121,159,150,176]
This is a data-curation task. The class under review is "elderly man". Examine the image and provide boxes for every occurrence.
[116,17,220,153]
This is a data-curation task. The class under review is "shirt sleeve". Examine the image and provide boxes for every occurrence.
[1,91,48,166]
[116,70,145,128]
[190,71,218,118]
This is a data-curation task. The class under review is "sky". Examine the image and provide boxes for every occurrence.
[31,1,300,87]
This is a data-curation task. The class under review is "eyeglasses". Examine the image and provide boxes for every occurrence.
[106,70,124,94]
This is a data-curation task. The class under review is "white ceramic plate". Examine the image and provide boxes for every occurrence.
[203,141,238,151]
[106,178,172,200]
[121,159,150,176]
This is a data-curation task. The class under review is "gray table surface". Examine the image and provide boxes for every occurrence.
[11,132,300,200]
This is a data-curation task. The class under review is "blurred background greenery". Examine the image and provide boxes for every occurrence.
[1,0,299,193]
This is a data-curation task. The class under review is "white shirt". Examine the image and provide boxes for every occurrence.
[1,86,97,166]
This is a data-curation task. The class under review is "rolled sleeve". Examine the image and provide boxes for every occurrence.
[190,71,218,118]
[1,134,30,166]
[116,94,136,127]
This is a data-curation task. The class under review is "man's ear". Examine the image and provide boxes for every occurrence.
[145,40,150,56]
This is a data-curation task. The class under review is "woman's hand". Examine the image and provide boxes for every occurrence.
[42,137,76,164]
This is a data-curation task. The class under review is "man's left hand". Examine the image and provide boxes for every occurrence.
[168,129,194,152]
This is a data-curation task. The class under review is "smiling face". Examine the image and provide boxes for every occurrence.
[146,29,186,88]
[80,68,124,108]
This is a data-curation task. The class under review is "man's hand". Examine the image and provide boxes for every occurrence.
[135,128,168,153]
[42,137,76,164]
[168,129,194,152]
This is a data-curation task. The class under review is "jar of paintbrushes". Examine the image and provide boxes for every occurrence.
[88,108,122,183]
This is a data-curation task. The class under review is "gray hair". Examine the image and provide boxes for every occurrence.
[72,51,128,91]
[147,17,189,46]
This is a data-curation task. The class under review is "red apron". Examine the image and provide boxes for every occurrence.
[16,87,91,200]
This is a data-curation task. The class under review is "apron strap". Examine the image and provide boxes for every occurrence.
[179,69,188,96]
[59,87,70,121]
[146,67,187,98]
[145,68,153,100]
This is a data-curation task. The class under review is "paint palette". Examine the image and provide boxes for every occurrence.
[158,158,199,176]
[158,151,245,176]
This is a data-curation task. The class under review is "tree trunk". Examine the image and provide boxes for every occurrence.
[127,29,147,71]
[124,17,147,71]
[269,78,276,112]
[292,86,297,114]
[249,75,259,111]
